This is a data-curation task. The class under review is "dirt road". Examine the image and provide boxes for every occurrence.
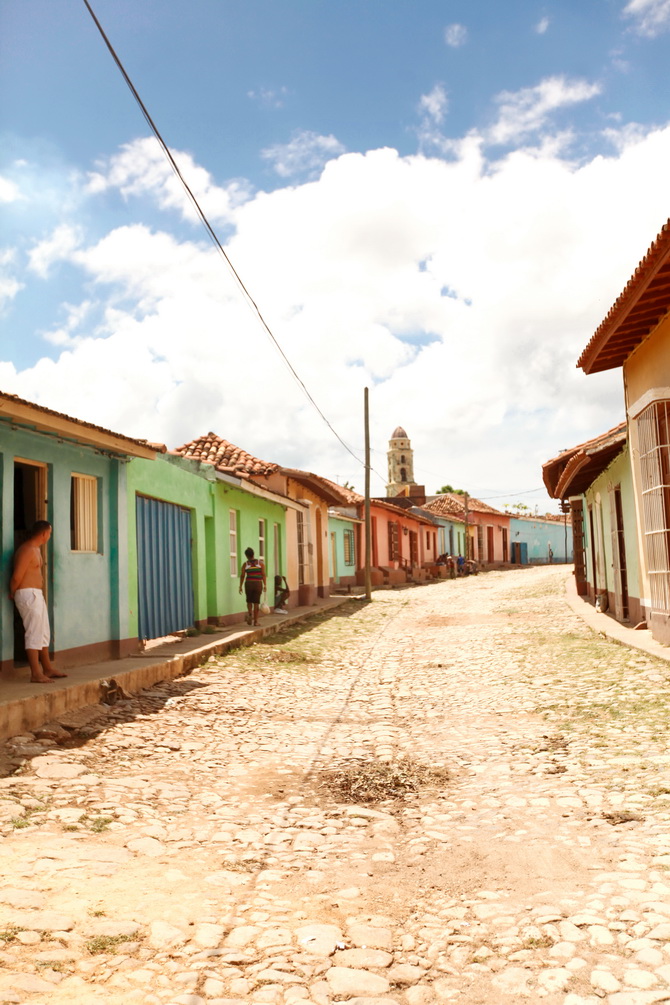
[2,566,670,1004]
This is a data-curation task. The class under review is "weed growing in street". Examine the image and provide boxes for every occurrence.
[84,933,136,955]
[0,925,23,944]
[89,816,114,832]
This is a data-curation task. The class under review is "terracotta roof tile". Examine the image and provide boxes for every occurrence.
[578,219,670,373]
[424,493,506,518]
[173,432,279,477]
[317,476,364,506]
[542,421,627,498]
[423,494,466,519]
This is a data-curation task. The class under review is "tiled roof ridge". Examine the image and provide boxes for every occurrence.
[544,420,627,466]
[173,432,279,476]
[578,218,670,369]
[310,475,363,505]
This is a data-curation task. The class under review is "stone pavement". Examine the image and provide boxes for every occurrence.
[2,566,670,1005]
[0,595,355,741]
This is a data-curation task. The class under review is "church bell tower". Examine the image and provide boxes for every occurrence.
[386,426,416,496]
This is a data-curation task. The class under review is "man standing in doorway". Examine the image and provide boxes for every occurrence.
[10,520,66,683]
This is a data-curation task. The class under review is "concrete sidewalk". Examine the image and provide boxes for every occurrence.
[0,594,361,740]
[564,572,670,665]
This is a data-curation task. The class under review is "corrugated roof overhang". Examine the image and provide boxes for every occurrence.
[0,392,159,459]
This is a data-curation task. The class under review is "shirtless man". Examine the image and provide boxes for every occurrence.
[9,520,66,683]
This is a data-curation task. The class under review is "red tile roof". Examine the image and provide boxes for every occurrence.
[424,493,506,518]
[173,433,279,477]
[578,219,670,374]
[542,421,627,499]
[317,477,364,506]
[422,494,466,519]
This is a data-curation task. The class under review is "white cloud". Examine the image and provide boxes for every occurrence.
[488,75,602,145]
[87,138,250,225]
[261,130,346,178]
[623,0,670,36]
[6,118,670,503]
[247,86,289,108]
[28,224,82,278]
[444,24,468,47]
[0,176,22,203]
[535,16,551,34]
[418,84,449,126]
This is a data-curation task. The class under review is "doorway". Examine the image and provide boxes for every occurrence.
[13,460,49,662]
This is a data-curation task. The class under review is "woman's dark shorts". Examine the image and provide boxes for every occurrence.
[245,583,263,604]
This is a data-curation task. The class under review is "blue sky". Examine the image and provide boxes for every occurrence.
[2,0,670,504]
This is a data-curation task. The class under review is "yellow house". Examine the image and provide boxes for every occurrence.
[578,218,670,642]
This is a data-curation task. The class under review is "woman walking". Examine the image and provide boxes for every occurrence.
[239,547,266,626]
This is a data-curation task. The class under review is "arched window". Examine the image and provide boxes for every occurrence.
[400,454,406,463]
[400,468,407,482]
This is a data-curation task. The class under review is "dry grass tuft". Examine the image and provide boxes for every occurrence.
[319,756,450,804]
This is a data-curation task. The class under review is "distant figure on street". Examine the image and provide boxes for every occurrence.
[457,554,465,576]
[239,547,266,626]
[10,520,67,683]
[548,545,554,564]
[273,574,290,614]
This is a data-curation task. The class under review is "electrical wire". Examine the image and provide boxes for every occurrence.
[82,0,364,469]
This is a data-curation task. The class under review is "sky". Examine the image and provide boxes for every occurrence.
[2,0,670,509]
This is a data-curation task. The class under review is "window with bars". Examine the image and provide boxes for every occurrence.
[258,518,266,560]
[70,474,98,552]
[297,510,306,585]
[387,520,399,560]
[343,529,355,566]
[638,400,670,614]
[229,510,238,577]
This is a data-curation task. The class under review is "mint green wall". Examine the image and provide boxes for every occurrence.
[428,515,465,555]
[1,423,128,662]
[126,455,287,633]
[328,515,358,582]
[583,444,640,604]
[216,480,286,613]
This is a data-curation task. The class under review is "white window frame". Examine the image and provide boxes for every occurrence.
[71,474,98,552]
[229,509,238,577]
[638,399,670,614]
[258,518,266,561]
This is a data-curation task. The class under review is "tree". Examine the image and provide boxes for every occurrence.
[503,502,530,514]
[437,484,467,495]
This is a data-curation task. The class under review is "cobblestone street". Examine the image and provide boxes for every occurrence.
[3,566,670,1005]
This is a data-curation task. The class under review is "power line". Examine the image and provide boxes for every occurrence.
[82,0,364,469]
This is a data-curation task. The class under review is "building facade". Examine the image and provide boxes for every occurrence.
[577,219,670,642]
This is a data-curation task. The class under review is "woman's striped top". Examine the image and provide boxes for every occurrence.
[245,561,264,582]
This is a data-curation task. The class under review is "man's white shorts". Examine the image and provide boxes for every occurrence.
[14,588,50,650]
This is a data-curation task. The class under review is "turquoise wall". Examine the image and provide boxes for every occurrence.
[509,517,573,563]
[1,423,127,662]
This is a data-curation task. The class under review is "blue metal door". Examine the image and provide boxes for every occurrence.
[136,495,194,640]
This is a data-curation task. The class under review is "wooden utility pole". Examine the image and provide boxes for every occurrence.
[364,388,372,601]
